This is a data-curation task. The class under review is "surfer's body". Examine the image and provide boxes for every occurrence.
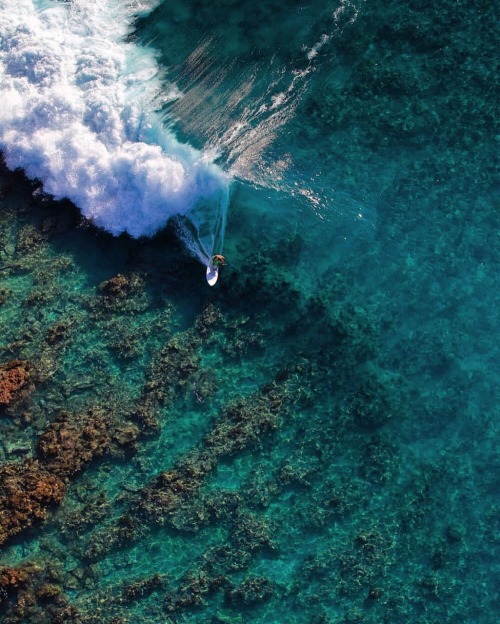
[211,254,226,266]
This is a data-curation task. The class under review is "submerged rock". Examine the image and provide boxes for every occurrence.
[99,273,133,298]
[0,360,31,406]
[224,576,274,606]
[0,459,65,546]
[0,565,33,590]
[38,410,111,480]
[0,287,10,306]
[0,563,39,609]
[0,560,84,623]
[97,272,146,311]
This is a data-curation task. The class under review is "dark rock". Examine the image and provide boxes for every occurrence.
[224,576,274,606]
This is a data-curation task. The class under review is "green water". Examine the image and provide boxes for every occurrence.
[0,0,498,623]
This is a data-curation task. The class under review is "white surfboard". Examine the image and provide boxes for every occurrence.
[206,265,218,286]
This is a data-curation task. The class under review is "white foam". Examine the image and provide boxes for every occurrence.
[0,0,229,248]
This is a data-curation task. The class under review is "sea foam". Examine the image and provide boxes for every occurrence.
[0,0,229,253]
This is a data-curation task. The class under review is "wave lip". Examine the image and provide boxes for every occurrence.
[0,0,229,241]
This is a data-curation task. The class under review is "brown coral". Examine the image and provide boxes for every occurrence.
[0,566,31,589]
[0,459,65,545]
[0,360,30,405]
[99,273,130,298]
[38,410,111,479]
[0,561,84,622]
[98,272,144,299]
[0,407,131,547]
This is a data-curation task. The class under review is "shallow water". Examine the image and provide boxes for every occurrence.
[0,1,498,623]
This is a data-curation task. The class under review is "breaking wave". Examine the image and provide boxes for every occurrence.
[0,0,229,261]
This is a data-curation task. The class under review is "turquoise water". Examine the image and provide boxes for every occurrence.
[0,1,498,623]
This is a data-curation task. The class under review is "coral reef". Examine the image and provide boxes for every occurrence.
[0,0,497,621]
[38,410,112,479]
[85,374,290,562]
[98,273,147,313]
[0,460,65,545]
[224,576,274,606]
[140,378,288,522]
[0,405,139,549]
[0,564,34,595]
[0,562,84,624]
[0,360,31,406]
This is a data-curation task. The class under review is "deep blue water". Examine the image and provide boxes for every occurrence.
[0,1,498,623]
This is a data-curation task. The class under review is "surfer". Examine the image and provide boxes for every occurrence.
[211,254,226,266]
[206,255,225,286]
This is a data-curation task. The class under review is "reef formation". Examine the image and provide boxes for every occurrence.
[0,0,498,622]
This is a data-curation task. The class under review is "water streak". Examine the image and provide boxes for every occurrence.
[163,0,365,219]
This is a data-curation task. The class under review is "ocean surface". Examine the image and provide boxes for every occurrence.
[0,1,498,623]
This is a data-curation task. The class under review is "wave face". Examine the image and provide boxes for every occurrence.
[159,0,365,218]
[0,0,229,251]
